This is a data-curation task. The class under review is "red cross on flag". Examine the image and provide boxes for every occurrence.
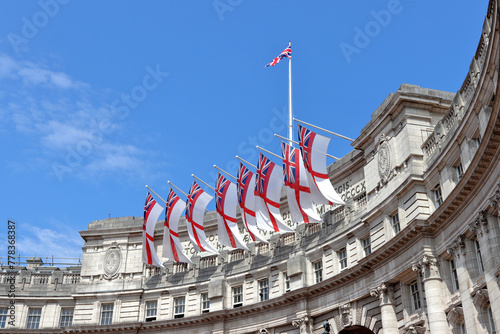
[163,189,192,264]
[185,181,219,255]
[215,173,249,250]
[237,163,269,243]
[298,124,345,205]
[143,192,165,268]
[281,142,322,224]
[254,153,294,233]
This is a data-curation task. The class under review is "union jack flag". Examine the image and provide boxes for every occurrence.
[144,192,157,230]
[215,173,230,214]
[237,163,253,207]
[165,189,179,229]
[282,142,299,186]
[186,181,204,224]
[298,124,315,173]
[255,154,275,196]
[265,42,292,67]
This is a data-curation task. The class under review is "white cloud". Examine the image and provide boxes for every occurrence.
[0,224,83,263]
[0,52,166,184]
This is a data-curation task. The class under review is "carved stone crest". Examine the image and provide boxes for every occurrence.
[378,134,392,183]
[103,242,121,280]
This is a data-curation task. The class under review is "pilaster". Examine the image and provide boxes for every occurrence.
[447,235,482,333]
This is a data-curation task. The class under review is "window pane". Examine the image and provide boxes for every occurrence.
[100,304,113,325]
[201,293,210,313]
[60,308,74,327]
[27,308,41,329]
[0,308,7,329]
[259,279,269,301]
[314,261,323,283]
[174,297,185,318]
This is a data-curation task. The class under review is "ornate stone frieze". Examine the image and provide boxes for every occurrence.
[370,282,395,305]
[447,234,466,258]
[412,255,440,281]
[257,328,270,334]
[103,242,122,280]
[446,306,464,326]
[472,289,490,309]
[292,316,310,334]
[469,210,489,237]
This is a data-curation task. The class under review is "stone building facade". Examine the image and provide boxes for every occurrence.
[1,0,500,333]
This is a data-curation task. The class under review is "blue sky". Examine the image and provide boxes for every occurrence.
[0,1,487,262]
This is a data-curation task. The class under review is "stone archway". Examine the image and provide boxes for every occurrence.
[338,325,375,334]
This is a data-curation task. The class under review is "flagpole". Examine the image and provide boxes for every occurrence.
[145,185,167,204]
[256,145,282,160]
[192,174,216,192]
[288,41,293,143]
[213,165,237,181]
[167,181,189,198]
[293,118,355,142]
[273,133,340,161]
[236,155,257,169]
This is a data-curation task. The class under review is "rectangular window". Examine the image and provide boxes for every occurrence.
[410,282,421,312]
[259,279,269,301]
[284,272,290,292]
[0,308,7,329]
[145,301,157,322]
[475,240,484,274]
[314,260,323,283]
[59,308,74,327]
[232,286,243,308]
[433,184,443,207]
[361,236,371,256]
[100,304,113,325]
[26,308,42,329]
[450,259,459,292]
[456,162,464,180]
[174,297,185,319]
[338,249,348,271]
[391,213,401,234]
[201,293,210,314]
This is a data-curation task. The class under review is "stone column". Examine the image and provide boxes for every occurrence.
[370,283,398,334]
[471,202,500,330]
[447,235,482,333]
[412,255,449,333]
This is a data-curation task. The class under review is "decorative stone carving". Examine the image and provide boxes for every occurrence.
[340,303,352,327]
[378,133,392,184]
[488,187,500,209]
[472,289,490,309]
[402,325,426,334]
[291,316,310,334]
[412,255,440,281]
[103,242,122,280]
[370,283,395,305]
[447,234,466,258]
[469,210,488,237]
[257,328,270,334]
[446,306,464,326]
